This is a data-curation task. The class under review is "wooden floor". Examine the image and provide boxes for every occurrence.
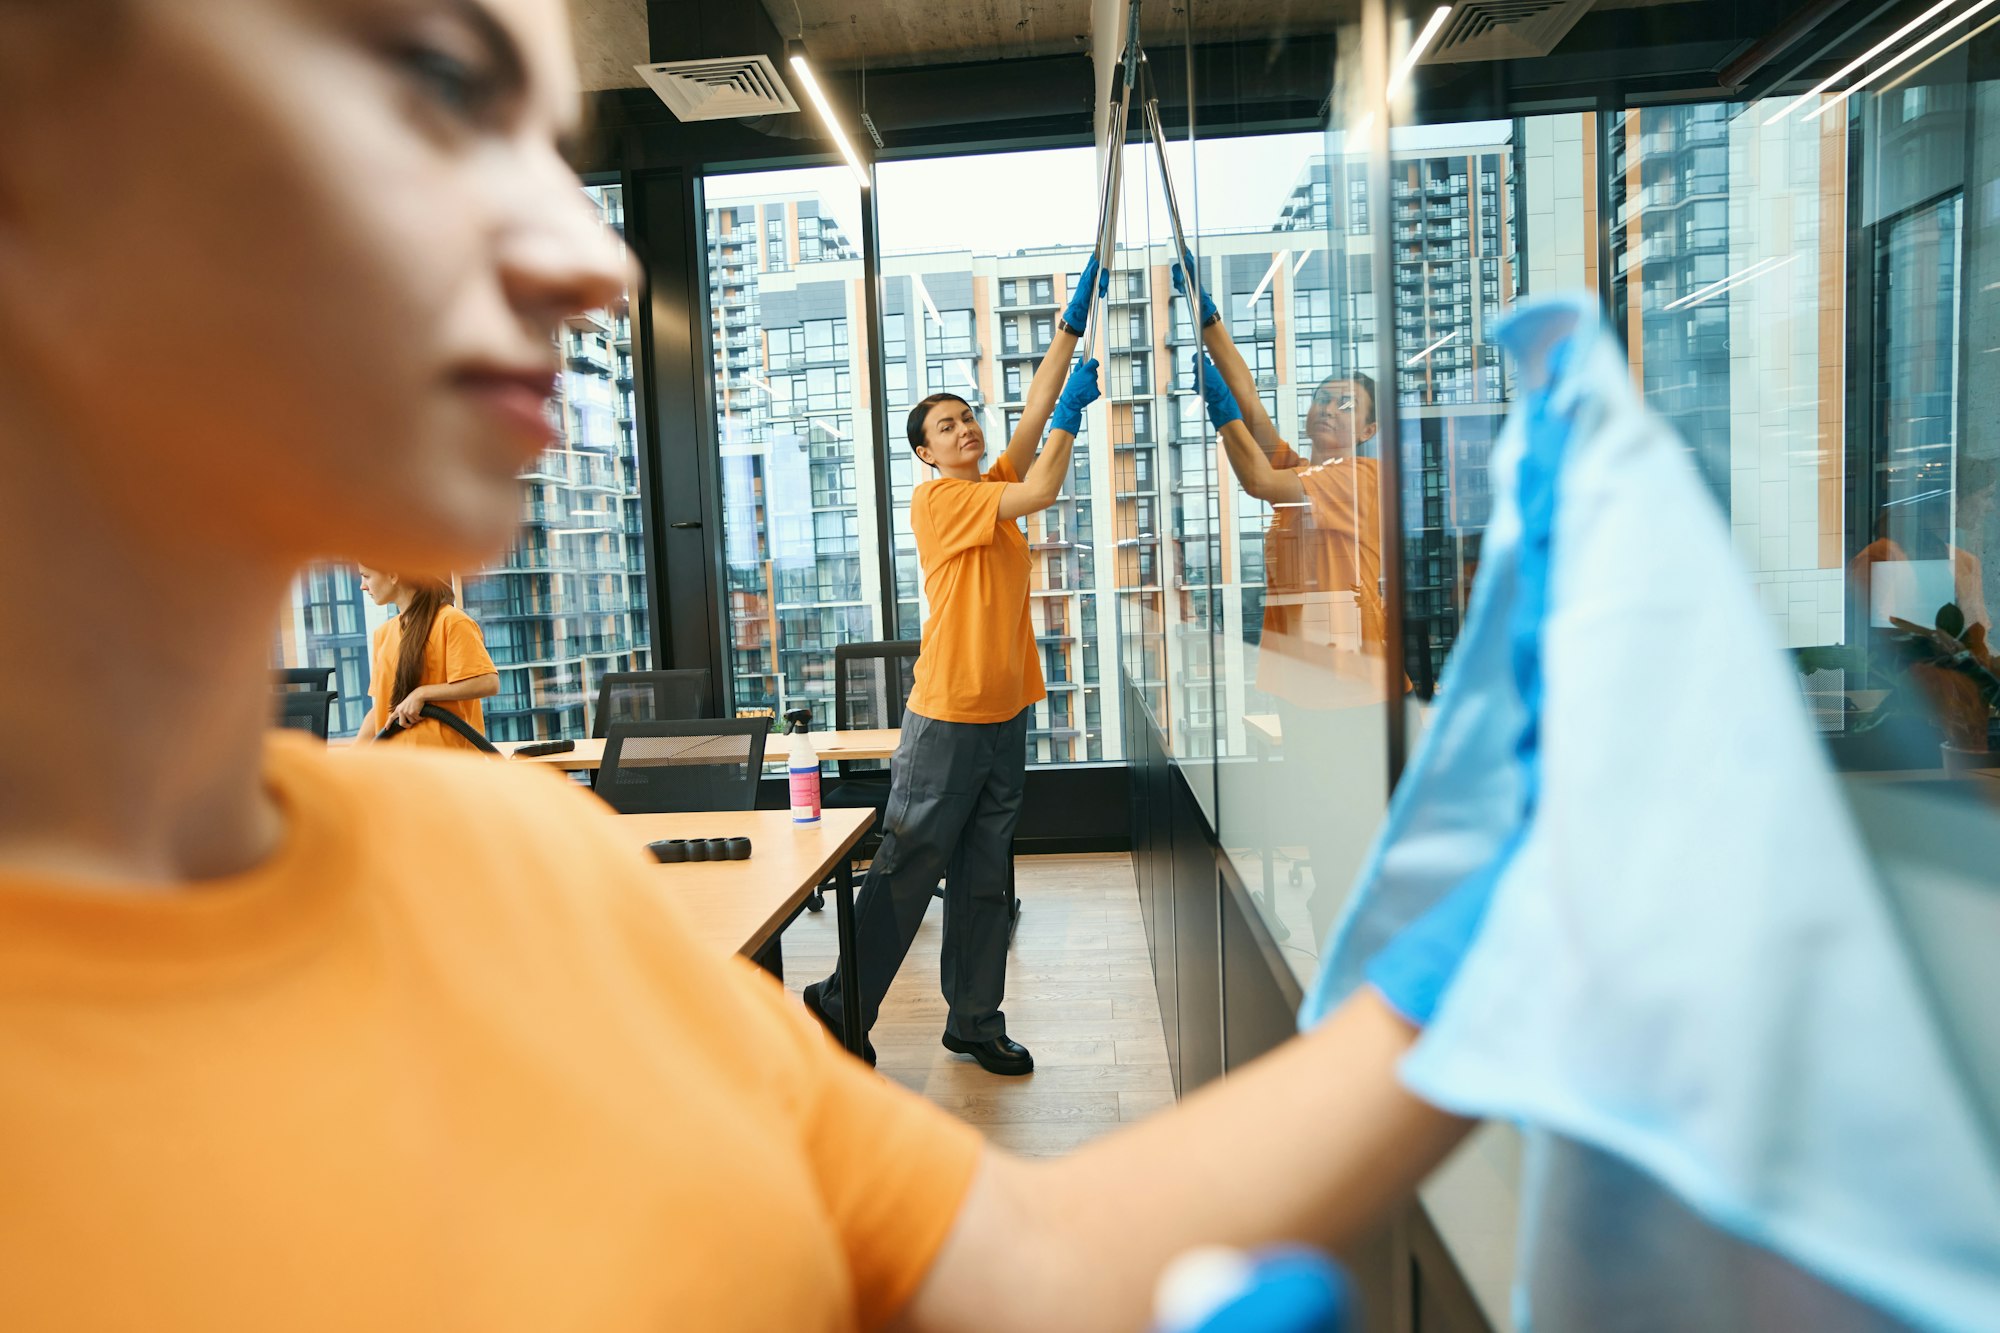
[780,853,1176,1157]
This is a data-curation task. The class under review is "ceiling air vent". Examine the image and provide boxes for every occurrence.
[634,55,800,121]
[1423,0,1593,63]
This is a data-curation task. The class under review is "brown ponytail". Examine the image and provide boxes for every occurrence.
[390,574,454,710]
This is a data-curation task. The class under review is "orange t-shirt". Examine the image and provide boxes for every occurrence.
[0,737,982,1331]
[363,603,498,749]
[1258,444,1389,706]
[906,457,1046,724]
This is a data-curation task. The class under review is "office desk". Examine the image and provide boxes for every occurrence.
[501,729,901,773]
[621,807,875,1057]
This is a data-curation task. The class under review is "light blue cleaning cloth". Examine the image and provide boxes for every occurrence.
[1301,295,2000,1330]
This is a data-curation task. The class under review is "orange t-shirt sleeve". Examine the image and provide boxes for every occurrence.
[439,608,497,683]
[725,963,983,1329]
[914,474,1010,563]
[1271,440,1306,471]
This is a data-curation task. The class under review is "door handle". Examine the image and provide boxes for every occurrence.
[669,520,701,530]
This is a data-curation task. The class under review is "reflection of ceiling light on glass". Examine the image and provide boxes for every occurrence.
[1291,248,1317,277]
[915,275,944,329]
[1881,10,2000,93]
[1405,330,1457,366]
[787,53,870,191]
[808,417,849,439]
[1387,6,1453,100]
[741,375,776,397]
[1662,254,1796,311]
[1245,251,1290,310]
[956,360,978,390]
[1763,0,1959,124]
[1805,0,2000,121]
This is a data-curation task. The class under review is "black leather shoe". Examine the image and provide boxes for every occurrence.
[802,981,876,1066]
[941,1032,1034,1076]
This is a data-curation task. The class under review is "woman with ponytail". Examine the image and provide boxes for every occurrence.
[357,567,499,750]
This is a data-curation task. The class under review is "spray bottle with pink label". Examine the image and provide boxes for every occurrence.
[782,707,821,825]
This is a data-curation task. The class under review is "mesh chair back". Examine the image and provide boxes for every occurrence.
[274,689,337,740]
[274,666,336,692]
[593,670,714,738]
[594,719,768,814]
[833,641,919,777]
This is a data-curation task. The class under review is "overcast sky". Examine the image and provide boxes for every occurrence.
[703,121,1513,259]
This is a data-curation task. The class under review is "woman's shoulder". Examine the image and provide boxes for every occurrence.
[274,735,665,913]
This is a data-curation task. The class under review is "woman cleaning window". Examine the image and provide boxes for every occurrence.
[0,3,1473,1329]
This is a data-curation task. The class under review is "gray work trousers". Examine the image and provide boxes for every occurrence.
[814,705,1028,1042]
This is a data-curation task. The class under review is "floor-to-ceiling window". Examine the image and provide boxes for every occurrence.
[700,168,881,727]
[875,147,1122,765]
[273,184,649,742]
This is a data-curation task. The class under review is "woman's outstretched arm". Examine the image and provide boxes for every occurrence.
[898,987,1472,1333]
[1003,256,1105,479]
[1176,253,1286,461]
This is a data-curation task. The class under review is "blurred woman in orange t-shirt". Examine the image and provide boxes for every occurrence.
[356,567,498,750]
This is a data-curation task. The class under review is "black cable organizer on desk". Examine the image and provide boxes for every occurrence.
[648,838,752,863]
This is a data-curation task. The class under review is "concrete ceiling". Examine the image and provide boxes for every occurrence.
[769,0,1351,69]
[564,0,1699,92]
[568,0,650,91]
[562,0,1355,90]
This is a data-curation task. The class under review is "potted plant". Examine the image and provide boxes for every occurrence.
[1886,602,2000,770]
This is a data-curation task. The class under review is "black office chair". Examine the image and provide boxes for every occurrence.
[274,666,335,692]
[593,719,768,814]
[274,688,338,740]
[592,669,714,738]
[829,640,920,791]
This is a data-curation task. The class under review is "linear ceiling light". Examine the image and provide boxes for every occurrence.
[808,417,849,439]
[788,52,871,191]
[1805,0,2000,121]
[741,374,776,397]
[1387,7,1453,101]
[1245,251,1290,310]
[1763,0,1960,124]
[1405,329,1457,366]
[1291,247,1318,277]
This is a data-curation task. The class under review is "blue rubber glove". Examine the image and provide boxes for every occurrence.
[1172,248,1219,327]
[1364,849,1508,1027]
[1049,356,1101,436]
[1195,352,1242,430]
[1192,350,1240,428]
[1153,1246,1351,1333]
[1061,254,1109,332]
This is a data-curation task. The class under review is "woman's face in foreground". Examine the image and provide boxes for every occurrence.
[0,0,626,573]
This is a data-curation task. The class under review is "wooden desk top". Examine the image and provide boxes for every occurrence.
[621,807,876,959]
[499,728,901,772]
